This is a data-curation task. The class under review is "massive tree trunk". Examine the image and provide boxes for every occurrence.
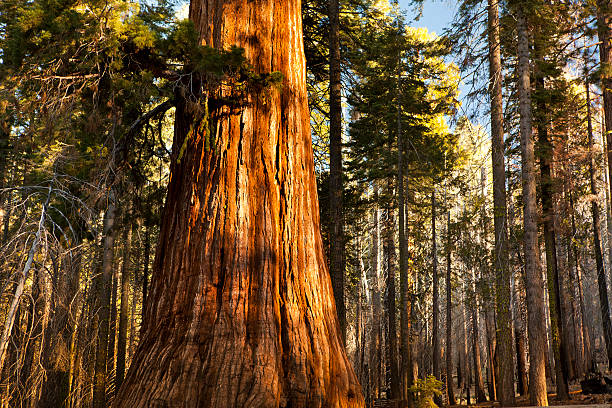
[487,0,515,403]
[445,209,455,405]
[515,5,549,405]
[114,1,364,406]
[328,0,345,343]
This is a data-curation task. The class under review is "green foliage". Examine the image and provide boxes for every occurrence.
[347,16,460,194]
[409,375,443,408]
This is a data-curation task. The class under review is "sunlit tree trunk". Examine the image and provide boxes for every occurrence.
[487,0,515,403]
[515,4,548,405]
[114,1,364,406]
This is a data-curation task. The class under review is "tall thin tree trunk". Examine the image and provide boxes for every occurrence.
[445,208,455,405]
[460,278,469,402]
[22,267,51,408]
[385,200,400,399]
[488,0,515,402]
[484,309,496,401]
[535,66,570,400]
[479,168,497,402]
[515,4,549,405]
[471,268,487,403]
[602,127,612,279]
[514,294,528,397]
[114,1,364,406]
[128,224,141,361]
[93,200,117,408]
[432,191,441,387]
[566,234,585,377]
[116,215,133,391]
[509,191,529,396]
[328,0,345,344]
[370,190,382,400]
[569,192,595,372]
[107,253,119,386]
[39,243,82,408]
[397,46,412,401]
[586,77,612,372]
[597,13,612,355]
[142,225,150,322]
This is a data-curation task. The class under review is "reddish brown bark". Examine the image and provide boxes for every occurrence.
[515,4,548,404]
[114,1,364,407]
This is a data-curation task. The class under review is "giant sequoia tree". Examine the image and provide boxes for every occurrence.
[114,0,364,407]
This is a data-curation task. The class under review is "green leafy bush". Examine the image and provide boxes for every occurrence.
[409,375,443,408]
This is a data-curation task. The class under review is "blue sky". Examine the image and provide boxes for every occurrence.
[400,0,457,36]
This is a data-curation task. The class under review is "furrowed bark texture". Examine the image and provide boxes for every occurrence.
[487,0,514,404]
[516,5,548,405]
[114,1,364,407]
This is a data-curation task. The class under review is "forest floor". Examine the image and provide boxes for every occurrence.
[451,387,612,407]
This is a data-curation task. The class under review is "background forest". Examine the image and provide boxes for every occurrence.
[2,0,612,407]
